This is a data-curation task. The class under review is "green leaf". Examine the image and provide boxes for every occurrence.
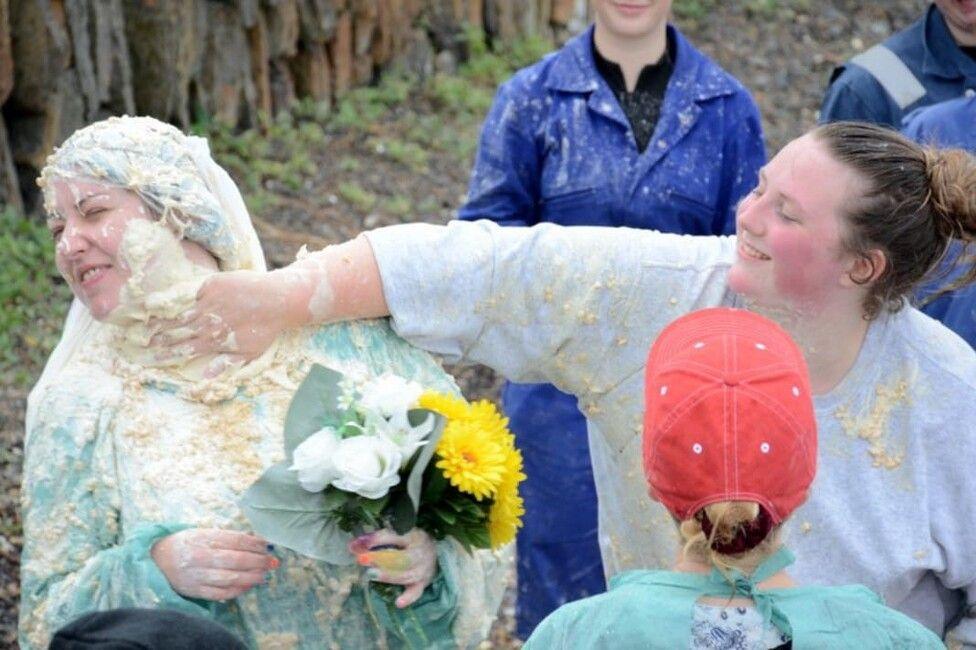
[457,498,486,517]
[361,494,390,516]
[283,364,346,458]
[406,409,433,427]
[385,490,417,535]
[239,462,354,564]
[467,526,491,549]
[431,506,457,525]
[422,466,449,504]
[321,488,350,512]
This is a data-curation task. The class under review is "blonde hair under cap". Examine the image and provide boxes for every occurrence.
[28,115,268,433]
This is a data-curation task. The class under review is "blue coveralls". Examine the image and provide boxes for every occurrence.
[820,4,976,127]
[903,95,976,349]
[903,94,976,152]
[457,24,764,637]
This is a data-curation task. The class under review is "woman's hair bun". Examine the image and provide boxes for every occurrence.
[924,148,976,240]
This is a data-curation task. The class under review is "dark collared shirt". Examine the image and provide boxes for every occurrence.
[591,33,675,152]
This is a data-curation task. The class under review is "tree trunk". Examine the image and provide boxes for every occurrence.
[0,0,591,210]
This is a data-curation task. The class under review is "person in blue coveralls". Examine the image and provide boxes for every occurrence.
[455,0,765,636]
[820,1,976,127]
[902,94,976,349]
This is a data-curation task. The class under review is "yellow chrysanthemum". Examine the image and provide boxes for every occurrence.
[468,399,511,434]
[435,418,508,500]
[418,391,471,421]
[422,391,526,536]
[489,488,524,548]
[488,448,526,547]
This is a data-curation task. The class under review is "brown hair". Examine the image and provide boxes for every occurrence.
[680,501,781,575]
[812,121,976,319]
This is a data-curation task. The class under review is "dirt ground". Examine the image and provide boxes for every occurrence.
[0,2,929,647]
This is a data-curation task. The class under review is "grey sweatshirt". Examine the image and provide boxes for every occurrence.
[366,219,976,645]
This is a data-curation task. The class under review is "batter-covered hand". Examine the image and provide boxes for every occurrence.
[350,528,438,609]
[151,528,277,601]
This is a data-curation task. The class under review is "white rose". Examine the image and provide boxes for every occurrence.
[289,427,342,492]
[366,409,436,467]
[331,435,403,499]
[358,373,423,419]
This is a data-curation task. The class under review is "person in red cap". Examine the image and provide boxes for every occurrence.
[523,307,943,649]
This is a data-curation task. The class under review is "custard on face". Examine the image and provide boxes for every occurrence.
[49,179,152,320]
[49,178,220,321]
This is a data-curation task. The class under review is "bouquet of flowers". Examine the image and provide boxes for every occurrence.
[240,363,525,566]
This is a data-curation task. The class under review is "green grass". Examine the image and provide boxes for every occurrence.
[337,181,377,212]
[338,157,362,173]
[672,0,720,20]
[369,137,430,173]
[381,195,413,218]
[0,209,72,388]
[744,0,779,17]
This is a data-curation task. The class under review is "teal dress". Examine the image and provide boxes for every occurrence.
[20,320,507,649]
[524,548,945,649]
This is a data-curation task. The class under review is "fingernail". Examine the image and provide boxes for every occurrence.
[269,557,280,569]
[266,543,275,552]
[356,553,371,566]
[366,568,380,580]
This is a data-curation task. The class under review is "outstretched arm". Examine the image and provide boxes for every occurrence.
[164,220,733,399]
[157,235,388,367]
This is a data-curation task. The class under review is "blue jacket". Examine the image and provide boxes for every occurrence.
[902,94,976,149]
[903,95,976,349]
[820,4,976,127]
[458,24,765,233]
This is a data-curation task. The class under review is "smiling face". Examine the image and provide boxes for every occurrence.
[592,0,672,40]
[48,177,219,321]
[727,133,870,315]
[48,179,151,320]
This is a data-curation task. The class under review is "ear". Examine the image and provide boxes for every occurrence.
[841,249,887,288]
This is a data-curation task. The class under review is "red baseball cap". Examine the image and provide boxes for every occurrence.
[643,308,817,524]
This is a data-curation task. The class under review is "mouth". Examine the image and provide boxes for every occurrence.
[612,2,650,13]
[76,264,113,287]
[738,239,771,261]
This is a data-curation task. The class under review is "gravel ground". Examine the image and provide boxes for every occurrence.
[0,2,930,647]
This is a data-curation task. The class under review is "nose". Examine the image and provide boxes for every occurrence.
[58,219,92,259]
[735,192,766,237]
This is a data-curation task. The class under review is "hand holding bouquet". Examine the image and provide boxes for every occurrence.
[240,364,525,604]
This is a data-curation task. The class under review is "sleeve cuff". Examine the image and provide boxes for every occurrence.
[122,523,213,613]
